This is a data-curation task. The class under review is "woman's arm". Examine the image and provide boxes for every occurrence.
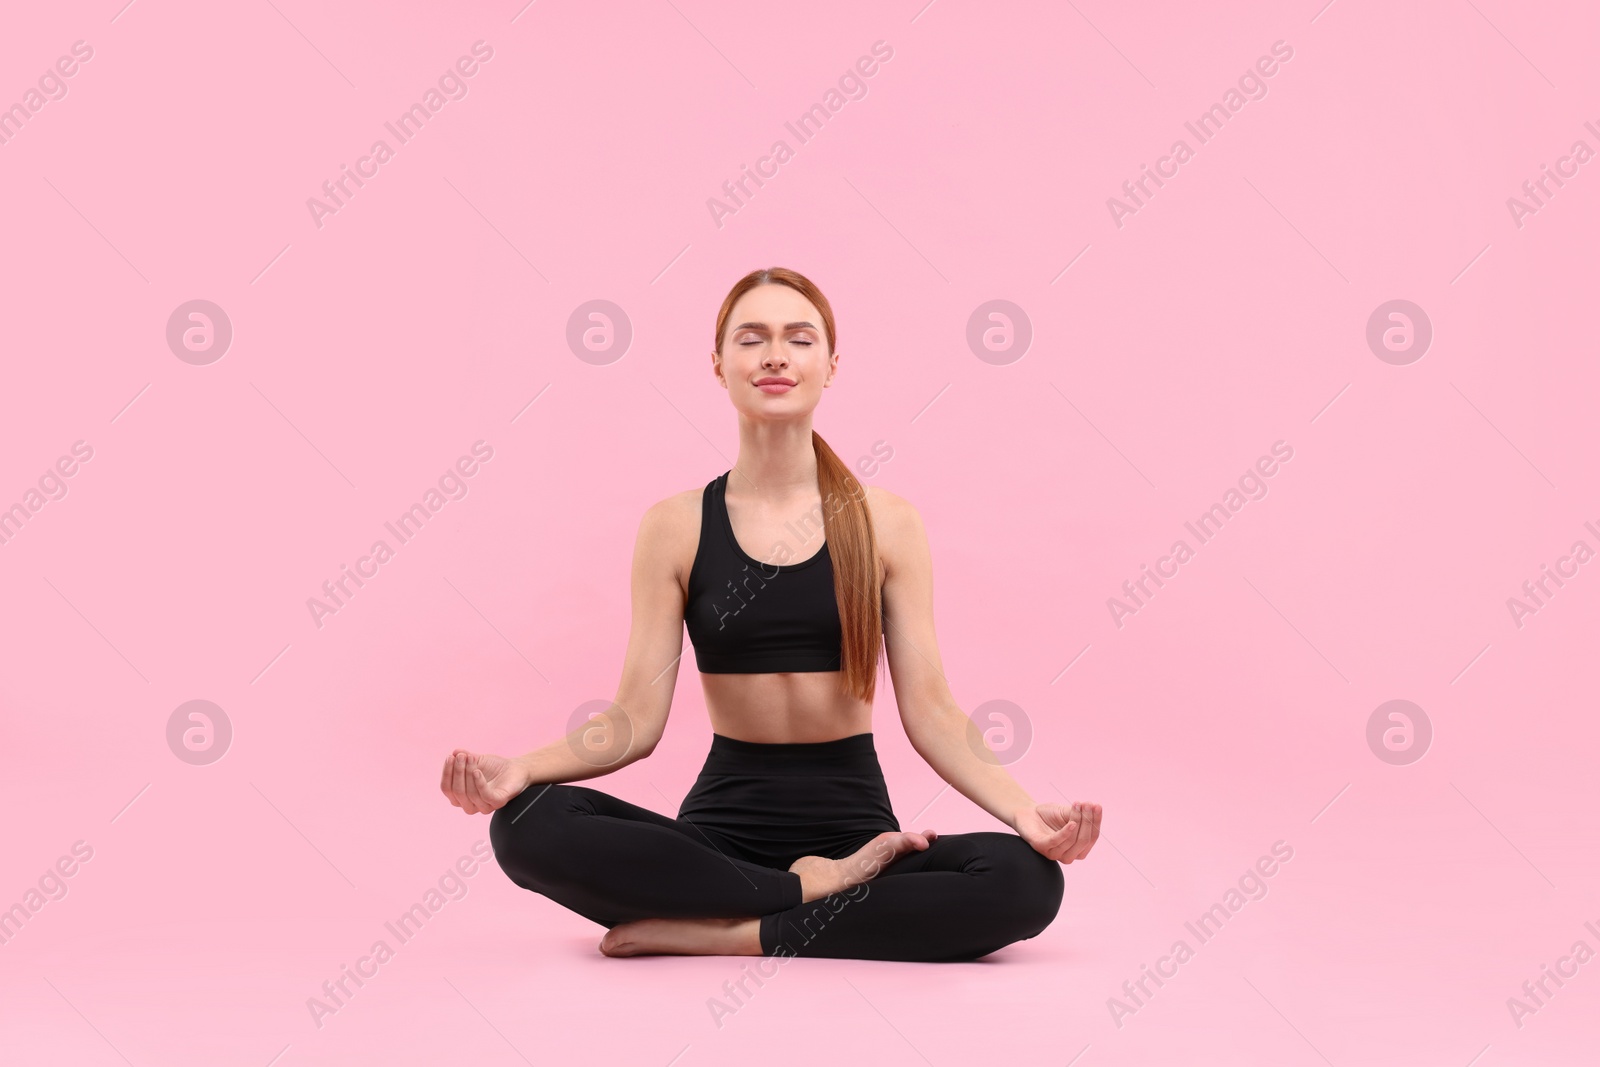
[877,490,1101,861]
[440,495,689,814]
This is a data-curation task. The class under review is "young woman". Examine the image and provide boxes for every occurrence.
[439,267,1103,962]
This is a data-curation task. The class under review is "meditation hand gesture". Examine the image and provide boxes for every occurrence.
[1014,800,1102,864]
[439,749,529,815]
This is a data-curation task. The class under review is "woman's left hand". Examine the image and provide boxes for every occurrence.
[1014,800,1102,864]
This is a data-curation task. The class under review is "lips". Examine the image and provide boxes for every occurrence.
[754,378,795,394]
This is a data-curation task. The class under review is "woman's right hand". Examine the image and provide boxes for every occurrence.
[439,749,530,814]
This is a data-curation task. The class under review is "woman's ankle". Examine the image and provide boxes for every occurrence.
[787,855,841,903]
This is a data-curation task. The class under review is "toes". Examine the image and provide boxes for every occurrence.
[599,927,636,957]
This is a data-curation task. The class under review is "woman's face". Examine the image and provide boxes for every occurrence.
[714,284,835,419]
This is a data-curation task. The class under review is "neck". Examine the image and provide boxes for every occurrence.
[730,420,818,495]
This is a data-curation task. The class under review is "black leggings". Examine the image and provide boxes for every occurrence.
[487,732,1064,962]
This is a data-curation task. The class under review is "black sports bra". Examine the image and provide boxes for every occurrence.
[684,470,849,674]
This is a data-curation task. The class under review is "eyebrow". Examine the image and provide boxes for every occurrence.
[732,321,817,332]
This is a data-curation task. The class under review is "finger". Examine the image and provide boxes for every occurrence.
[1065,810,1090,860]
[1037,804,1071,837]
[442,752,466,806]
[1042,819,1076,862]
[475,766,501,810]
[446,753,470,809]
[1060,819,1080,862]
[440,753,459,805]
[1065,800,1087,860]
[463,757,489,814]
[469,757,495,814]
[452,752,471,810]
[1035,817,1074,861]
[1074,800,1094,859]
[1072,802,1099,860]
[1046,810,1080,855]
[1077,803,1102,859]
[472,762,501,813]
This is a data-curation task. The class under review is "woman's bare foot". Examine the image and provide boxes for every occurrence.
[599,916,760,957]
[788,829,937,903]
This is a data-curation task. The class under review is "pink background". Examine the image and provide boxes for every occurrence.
[3,0,1598,1064]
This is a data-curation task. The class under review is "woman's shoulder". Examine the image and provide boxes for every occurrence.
[639,482,709,538]
[633,482,713,588]
[862,483,927,575]
[863,481,917,525]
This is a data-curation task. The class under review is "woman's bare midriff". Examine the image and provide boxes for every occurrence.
[697,670,873,744]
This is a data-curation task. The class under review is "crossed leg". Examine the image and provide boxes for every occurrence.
[489,783,1064,962]
[756,831,1065,962]
[488,783,801,926]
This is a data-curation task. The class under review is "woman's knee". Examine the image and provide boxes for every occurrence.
[488,783,582,883]
[985,833,1065,935]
